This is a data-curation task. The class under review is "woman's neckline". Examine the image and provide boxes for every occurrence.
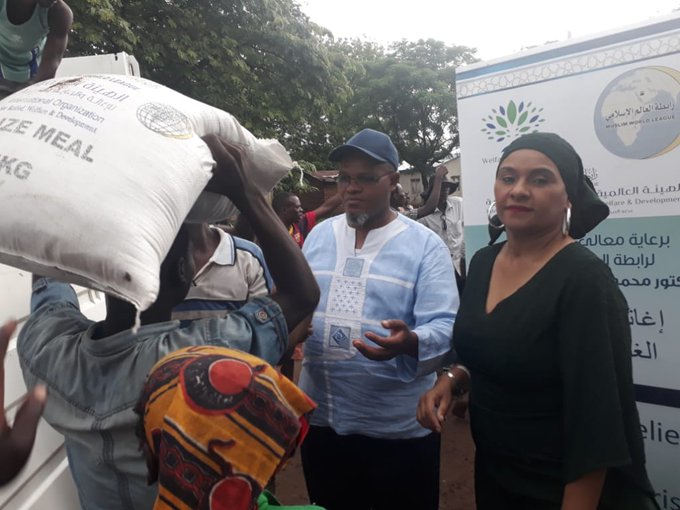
[484,241,577,315]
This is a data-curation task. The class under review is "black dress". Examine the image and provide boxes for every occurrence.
[454,242,658,509]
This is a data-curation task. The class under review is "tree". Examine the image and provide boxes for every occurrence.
[336,39,477,183]
[65,0,353,164]
[63,3,477,179]
[66,0,137,55]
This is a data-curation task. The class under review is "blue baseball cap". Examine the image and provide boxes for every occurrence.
[329,128,400,170]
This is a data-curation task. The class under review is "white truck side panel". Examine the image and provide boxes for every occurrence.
[3,454,78,510]
[1,268,106,510]
[56,53,140,78]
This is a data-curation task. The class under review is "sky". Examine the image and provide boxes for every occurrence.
[299,0,679,62]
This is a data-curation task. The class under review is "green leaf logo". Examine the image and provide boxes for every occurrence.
[480,100,545,142]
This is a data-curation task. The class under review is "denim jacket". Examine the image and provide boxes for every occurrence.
[18,278,288,510]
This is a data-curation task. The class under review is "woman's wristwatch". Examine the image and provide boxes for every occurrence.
[441,365,470,397]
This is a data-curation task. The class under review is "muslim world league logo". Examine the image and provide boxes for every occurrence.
[480,100,545,143]
[594,66,680,159]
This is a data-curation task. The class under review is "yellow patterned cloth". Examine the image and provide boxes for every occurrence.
[136,345,316,510]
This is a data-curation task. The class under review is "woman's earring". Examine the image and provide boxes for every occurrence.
[562,207,572,236]
[487,202,504,230]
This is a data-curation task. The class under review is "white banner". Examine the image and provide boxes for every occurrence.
[457,14,680,505]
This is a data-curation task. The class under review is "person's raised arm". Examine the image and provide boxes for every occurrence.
[33,1,72,83]
[311,192,342,219]
[414,165,448,219]
[202,136,319,335]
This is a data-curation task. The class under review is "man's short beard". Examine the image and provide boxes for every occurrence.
[346,212,371,228]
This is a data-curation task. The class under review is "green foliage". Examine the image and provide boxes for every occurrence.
[67,0,137,54]
[64,1,477,181]
[274,164,320,194]
[65,0,353,164]
[332,38,477,182]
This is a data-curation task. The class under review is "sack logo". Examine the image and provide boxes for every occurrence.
[136,103,193,139]
[481,100,545,143]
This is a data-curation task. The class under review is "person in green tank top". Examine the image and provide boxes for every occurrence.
[0,0,72,96]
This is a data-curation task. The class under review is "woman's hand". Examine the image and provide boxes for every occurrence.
[416,374,454,433]
[561,469,606,510]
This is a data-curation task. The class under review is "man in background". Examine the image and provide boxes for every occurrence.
[418,174,465,291]
[172,223,272,325]
[273,191,342,248]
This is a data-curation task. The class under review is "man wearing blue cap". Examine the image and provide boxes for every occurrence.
[298,128,458,510]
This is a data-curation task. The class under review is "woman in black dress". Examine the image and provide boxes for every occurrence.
[417,133,659,509]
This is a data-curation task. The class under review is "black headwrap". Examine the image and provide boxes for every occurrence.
[488,132,609,244]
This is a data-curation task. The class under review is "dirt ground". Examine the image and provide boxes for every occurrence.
[274,363,477,509]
